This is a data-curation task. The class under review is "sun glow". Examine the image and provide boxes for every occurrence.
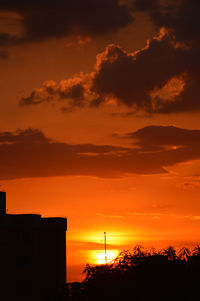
[93,249,119,264]
[80,230,135,246]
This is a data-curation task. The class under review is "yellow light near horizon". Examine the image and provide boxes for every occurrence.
[80,231,136,246]
[93,249,119,264]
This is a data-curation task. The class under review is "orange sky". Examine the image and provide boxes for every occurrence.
[1,0,200,282]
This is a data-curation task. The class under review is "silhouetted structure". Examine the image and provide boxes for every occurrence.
[0,191,67,301]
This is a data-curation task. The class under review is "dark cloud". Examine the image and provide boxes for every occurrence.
[20,77,87,107]
[133,0,200,44]
[127,125,200,151]
[0,49,9,59]
[20,35,194,114]
[122,125,200,170]
[19,0,200,114]
[133,0,158,11]
[90,24,200,114]
[0,0,133,46]
[1,126,200,180]
[91,38,188,112]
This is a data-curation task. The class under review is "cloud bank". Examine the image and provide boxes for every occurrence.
[1,125,200,180]
[0,0,133,46]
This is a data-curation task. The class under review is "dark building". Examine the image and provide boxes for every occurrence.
[0,191,67,301]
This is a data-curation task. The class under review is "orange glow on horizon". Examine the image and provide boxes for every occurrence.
[78,231,137,246]
[92,249,119,265]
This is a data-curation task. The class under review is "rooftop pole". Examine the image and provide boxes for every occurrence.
[104,232,107,264]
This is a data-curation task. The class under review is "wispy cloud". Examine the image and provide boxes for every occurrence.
[126,212,165,219]
[127,212,200,222]
[96,213,123,219]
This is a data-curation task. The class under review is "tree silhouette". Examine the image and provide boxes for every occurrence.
[162,246,177,260]
[178,247,191,261]
[192,245,200,256]
[68,245,200,301]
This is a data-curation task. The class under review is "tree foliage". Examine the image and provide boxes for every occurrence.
[68,245,200,301]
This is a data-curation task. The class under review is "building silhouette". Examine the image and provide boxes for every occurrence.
[0,191,67,301]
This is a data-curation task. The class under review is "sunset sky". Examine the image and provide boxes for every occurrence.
[1,0,200,282]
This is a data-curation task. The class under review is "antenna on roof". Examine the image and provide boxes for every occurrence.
[104,232,107,264]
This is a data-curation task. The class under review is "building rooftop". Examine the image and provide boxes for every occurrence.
[0,191,67,230]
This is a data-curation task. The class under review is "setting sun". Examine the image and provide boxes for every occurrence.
[93,250,119,265]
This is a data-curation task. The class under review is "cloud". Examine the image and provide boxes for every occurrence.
[121,125,200,173]
[133,0,200,44]
[127,212,165,219]
[127,211,200,221]
[20,76,88,107]
[19,0,200,114]
[96,213,123,219]
[91,36,189,113]
[1,125,200,180]
[7,0,200,48]
[0,0,133,46]
[0,128,165,180]
[126,125,200,151]
[20,33,200,114]
[0,49,9,59]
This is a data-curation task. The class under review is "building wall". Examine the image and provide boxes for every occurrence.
[0,214,67,301]
[40,218,67,301]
